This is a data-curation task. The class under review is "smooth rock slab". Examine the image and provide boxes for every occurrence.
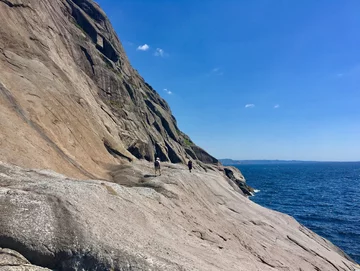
[0,162,359,271]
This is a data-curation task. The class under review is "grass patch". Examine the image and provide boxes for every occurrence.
[183,137,194,147]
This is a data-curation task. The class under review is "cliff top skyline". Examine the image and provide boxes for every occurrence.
[98,0,360,161]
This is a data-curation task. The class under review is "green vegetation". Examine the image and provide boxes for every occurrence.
[183,137,194,147]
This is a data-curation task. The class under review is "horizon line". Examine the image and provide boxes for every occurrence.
[219,158,360,163]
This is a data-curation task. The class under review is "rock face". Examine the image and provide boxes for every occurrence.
[0,162,358,271]
[0,248,51,271]
[0,1,359,271]
[224,166,255,196]
[0,0,217,180]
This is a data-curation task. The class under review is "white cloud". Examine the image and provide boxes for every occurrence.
[274,104,280,109]
[210,67,224,76]
[245,104,255,108]
[137,44,150,51]
[154,48,166,57]
[164,88,172,95]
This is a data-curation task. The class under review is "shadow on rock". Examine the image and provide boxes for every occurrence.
[143,174,157,178]
[108,165,178,199]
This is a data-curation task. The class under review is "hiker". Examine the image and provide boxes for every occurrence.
[187,160,193,173]
[154,157,161,176]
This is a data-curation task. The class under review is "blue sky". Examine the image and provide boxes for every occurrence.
[96,0,360,161]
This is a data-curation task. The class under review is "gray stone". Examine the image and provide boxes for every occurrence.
[0,248,50,271]
[224,166,255,196]
[0,162,358,271]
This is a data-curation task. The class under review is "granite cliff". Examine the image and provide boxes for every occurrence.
[0,0,217,180]
[0,0,359,270]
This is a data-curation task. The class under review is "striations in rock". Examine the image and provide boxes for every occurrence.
[0,0,217,180]
[0,1,359,271]
[0,162,358,271]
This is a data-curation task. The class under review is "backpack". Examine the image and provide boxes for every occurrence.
[154,160,160,168]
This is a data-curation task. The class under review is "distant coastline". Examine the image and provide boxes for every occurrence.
[220,159,360,165]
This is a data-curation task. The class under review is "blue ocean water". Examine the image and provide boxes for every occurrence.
[235,162,360,263]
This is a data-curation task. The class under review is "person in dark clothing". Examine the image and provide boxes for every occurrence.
[187,160,193,173]
[154,157,161,176]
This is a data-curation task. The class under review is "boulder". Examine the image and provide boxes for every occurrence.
[224,166,255,196]
[0,248,50,271]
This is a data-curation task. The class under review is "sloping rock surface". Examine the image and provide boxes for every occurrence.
[0,0,217,181]
[1,1,359,271]
[0,248,51,271]
[0,162,358,271]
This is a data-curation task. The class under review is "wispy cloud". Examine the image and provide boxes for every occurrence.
[335,64,360,78]
[274,104,280,109]
[245,104,255,108]
[210,67,224,76]
[137,44,150,51]
[164,88,172,95]
[154,48,167,57]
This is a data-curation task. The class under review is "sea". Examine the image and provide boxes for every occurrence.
[234,162,360,264]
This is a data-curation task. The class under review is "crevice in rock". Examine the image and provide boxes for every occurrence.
[153,121,162,134]
[258,256,276,268]
[315,253,341,271]
[72,0,105,23]
[165,142,182,163]
[160,116,178,142]
[96,38,119,63]
[100,105,118,125]
[80,46,95,74]
[123,81,135,102]
[217,234,227,242]
[68,0,119,63]
[228,207,240,214]
[68,0,97,42]
[0,0,32,9]
[185,148,197,160]
[341,261,352,270]
[145,99,157,115]
[155,143,169,162]
[288,235,340,270]
[287,236,311,253]
[98,52,114,69]
[103,140,132,162]
[127,140,153,161]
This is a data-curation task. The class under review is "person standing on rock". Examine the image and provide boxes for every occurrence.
[188,160,193,173]
[154,157,161,176]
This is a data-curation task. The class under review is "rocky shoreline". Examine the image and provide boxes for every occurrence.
[1,161,359,270]
[0,0,359,270]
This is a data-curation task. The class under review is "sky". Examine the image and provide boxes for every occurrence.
[95,0,360,161]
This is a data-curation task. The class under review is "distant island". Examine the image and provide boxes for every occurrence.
[220,159,322,165]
